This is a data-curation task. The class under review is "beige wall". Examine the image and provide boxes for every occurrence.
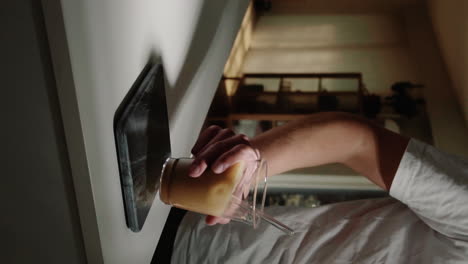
[268,0,424,14]
[428,0,468,123]
[243,15,420,95]
[403,8,468,157]
[223,2,255,95]
[224,2,255,78]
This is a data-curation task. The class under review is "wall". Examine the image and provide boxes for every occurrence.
[267,0,424,14]
[0,1,85,263]
[224,2,255,78]
[243,14,419,95]
[403,8,468,157]
[428,0,468,123]
[223,2,255,96]
[43,0,249,263]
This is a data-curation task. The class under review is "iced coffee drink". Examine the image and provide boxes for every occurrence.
[159,158,245,216]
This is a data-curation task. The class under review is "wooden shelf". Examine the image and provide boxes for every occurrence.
[207,72,369,129]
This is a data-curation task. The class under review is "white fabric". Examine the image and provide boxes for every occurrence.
[172,139,468,263]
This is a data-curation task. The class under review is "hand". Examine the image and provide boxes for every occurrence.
[189,125,260,225]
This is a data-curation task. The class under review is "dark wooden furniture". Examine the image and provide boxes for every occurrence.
[208,73,365,129]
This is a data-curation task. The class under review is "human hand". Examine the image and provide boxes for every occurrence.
[189,125,260,225]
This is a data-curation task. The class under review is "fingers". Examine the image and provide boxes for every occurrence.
[196,128,236,156]
[190,126,253,227]
[205,215,218,225]
[212,144,259,174]
[191,125,222,155]
[189,134,250,177]
[205,215,230,225]
[218,218,231,224]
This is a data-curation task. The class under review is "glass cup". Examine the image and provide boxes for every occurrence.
[159,157,294,235]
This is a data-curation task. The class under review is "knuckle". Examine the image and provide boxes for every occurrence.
[238,144,251,153]
[217,155,229,164]
[237,134,251,144]
[192,158,203,166]
[238,133,248,139]
[221,128,235,136]
[213,141,226,149]
[208,125,221,131]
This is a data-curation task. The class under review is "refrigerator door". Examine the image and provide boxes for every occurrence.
[44,0,250,263]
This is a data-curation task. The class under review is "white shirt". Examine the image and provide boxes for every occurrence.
[172,139,468,263]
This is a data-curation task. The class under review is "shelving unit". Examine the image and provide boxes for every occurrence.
[207,72,366,130]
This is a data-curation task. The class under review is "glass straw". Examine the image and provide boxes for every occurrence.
[255,210,295,236]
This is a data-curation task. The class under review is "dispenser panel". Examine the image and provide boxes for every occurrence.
[114,63,171,232]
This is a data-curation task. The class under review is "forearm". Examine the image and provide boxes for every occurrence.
[250,112,409,191]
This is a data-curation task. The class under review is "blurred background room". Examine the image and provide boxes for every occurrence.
[203,0,468,208]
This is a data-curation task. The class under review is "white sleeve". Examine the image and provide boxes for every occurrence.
[390,139,468,240]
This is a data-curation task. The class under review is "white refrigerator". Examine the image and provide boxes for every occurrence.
[2,0,249,263]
